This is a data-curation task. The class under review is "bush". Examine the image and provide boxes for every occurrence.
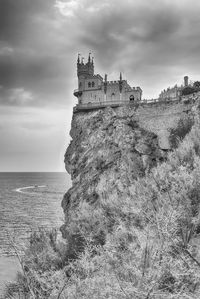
[193,81,200,89]
[182,86,197,96]
[3,228,68,299]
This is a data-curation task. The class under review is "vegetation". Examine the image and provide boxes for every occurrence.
[169,115,194,148]
[193,81,200,90]
[182,86,196,96]
[3,103,200,298]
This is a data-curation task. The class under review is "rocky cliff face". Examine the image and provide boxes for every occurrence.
[61,102,193,248]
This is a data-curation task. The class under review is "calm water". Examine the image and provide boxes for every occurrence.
[0,172,71,293]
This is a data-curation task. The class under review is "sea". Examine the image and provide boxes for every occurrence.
[0,172,71,294]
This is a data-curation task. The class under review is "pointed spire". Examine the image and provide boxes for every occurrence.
[81,57,84,64]
[77,53,81,64]
[88,52,91,63]
[104,74,107,94]
[120,72,122,81]
[92,56,94,64]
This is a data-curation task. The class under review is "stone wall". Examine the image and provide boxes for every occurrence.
[136,101,193,149]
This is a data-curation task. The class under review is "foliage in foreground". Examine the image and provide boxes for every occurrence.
[3,106,200,299]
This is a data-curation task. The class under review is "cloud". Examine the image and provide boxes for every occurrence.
[1,0,200,105]
[0,0,76,107]
[55,0,79,17]
[1,0,200,170]
[8,88,33,105]
[67,0,200,97]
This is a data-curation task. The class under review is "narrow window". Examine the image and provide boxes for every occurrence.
[88,82,91,88]
[92,81,95,87]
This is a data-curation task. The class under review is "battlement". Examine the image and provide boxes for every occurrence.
[77,62,94,77]
[107,80,120,84]
[107,80,128,85]
[125,86,142,91]
[77,54,94,77]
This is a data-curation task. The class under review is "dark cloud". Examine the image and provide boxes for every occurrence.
[0,0,53,43]
[1,0,200,170]
[1,0,200,107]
[0,0,76,107]
[57,0,200,97]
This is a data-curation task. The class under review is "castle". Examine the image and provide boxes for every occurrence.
[73,53,142,110]
[159,76,189,101]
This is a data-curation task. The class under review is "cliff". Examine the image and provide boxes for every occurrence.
[58,98,200,298]
[4,97,200,298]
[61,101,194,252]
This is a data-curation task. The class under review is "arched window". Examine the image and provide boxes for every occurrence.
[129,95,134,101]
[92,81,95,87]
[88,82,91,88]
[111,93,115,100]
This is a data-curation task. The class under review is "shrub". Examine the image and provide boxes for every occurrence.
[169,115,194,148]
[182,86,196,95]
[3,228,68,299]
[193,81,200,89]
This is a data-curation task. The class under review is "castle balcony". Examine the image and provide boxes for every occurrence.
[73,89,83,97]
[73,100,140,112]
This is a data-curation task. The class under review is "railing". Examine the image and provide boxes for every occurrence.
[79,100,131,107]
[73,100,141,112]
[73,93,197,113]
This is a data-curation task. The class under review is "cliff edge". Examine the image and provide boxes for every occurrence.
[61,101,193,249]
[58,98,200,298]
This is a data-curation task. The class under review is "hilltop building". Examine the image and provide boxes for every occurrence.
[73,54,142,108]
[159,76,189,101]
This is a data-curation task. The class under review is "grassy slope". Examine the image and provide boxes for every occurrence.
[3,105,200,299]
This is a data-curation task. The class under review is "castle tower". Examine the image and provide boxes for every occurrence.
[77,53,94,91]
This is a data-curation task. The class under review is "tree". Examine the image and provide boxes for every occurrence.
[193,81,200,89]
[182,86,196,96]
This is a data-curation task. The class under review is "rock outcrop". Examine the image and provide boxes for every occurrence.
[61,102,193,246]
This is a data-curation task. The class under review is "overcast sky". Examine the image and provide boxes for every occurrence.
[1,0,200,171]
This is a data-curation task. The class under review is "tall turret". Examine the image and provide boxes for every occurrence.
[76,53,94,92]
[77,53,94,78]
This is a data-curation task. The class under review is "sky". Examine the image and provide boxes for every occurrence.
[1,0,200,171]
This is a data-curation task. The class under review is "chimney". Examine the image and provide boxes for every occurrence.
[184,76,189,87]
